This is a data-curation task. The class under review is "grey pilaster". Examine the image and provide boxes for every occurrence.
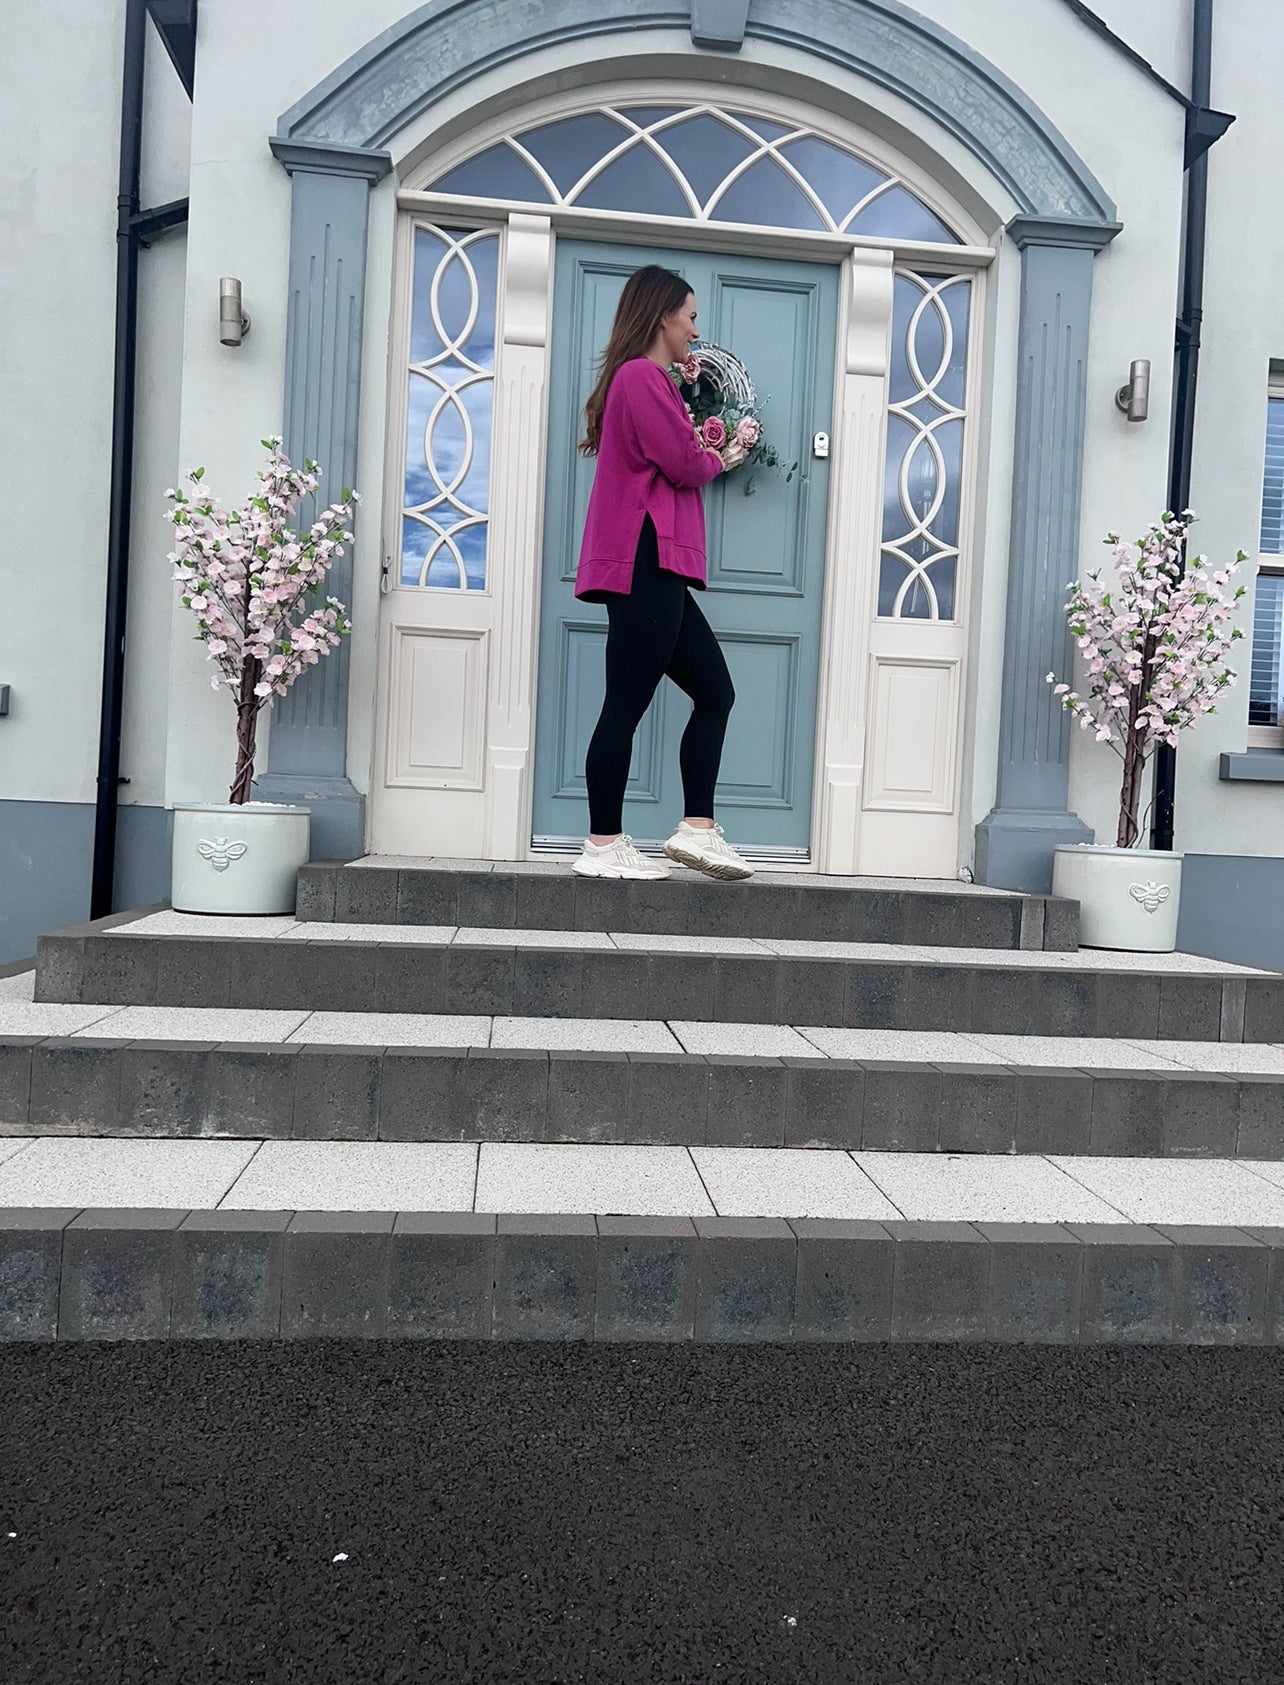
[975,215,1121,894]
[257,139,392,860]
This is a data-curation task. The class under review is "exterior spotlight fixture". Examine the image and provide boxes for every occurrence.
[1115,358,1150,422]
[219,277,251,346]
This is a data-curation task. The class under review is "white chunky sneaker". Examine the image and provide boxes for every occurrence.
[662,821,754,881]
[572,835,670,880]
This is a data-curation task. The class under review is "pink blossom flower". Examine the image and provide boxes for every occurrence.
[701,415,728,450]
[734,416,762,447]
[677,354,701,384]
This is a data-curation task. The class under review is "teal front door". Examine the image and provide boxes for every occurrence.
[531,239,838,854]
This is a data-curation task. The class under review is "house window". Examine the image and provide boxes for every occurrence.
[426,103,962,244]
[400,224,499,590]
[1249,387,1284,747]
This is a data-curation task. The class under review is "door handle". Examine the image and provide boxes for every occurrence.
[812,431,830,459]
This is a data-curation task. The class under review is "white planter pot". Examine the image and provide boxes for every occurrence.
[171,802,310,916]
[1052,845,1184,953]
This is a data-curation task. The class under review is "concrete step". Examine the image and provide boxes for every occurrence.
[4,1032,1283,1159]
[3,1143,1284,1343]
[300,858,1080,951]
[35,915,1281,1040]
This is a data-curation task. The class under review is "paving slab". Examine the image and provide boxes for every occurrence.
[97,1006,311,1043]
[610,932,773,956]
[0,1138,256,1208]
[670,1021,823,1058]
[475,1143,713,1217]
[489,1016,680,1052]
[455,927,617,949]
[1054,1157,1284,1227]
[855,1151,1125,1224]
[1127,1040,1284,1076]
[693,1147,900,1220]
[220,1141,478,1212]
[963,1034,1186,1071]
[756,939,928,960]
[1229,1161,1284,1196]
[797,1027,989,1061]
[0,1004,121,1037]
[286,923,457,944]
[925,947,1269,975]
[283,1012,490,1048]
[113,913,299,939]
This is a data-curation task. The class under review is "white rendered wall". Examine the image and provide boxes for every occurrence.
[120,22,193,813]
[1,0,126,806]
[0,6,190,814]
[1157,2,1284,859]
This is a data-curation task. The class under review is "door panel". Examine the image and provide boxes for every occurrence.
[531,238,838,852]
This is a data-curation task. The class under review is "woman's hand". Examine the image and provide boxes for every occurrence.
[719,439,748,471]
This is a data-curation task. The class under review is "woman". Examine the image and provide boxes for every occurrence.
[571,266,753,883]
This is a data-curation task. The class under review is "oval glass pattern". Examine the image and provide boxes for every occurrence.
[878,271,972,622]
[401,226,499,590]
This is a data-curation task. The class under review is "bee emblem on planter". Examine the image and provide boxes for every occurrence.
[198,837,249,873]
[1128,881,1171,915]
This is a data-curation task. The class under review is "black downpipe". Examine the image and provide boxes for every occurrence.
[91,0,149,919]
[1150,0,1214,851]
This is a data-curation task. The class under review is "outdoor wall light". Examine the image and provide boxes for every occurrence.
[219,277,251,346]
[1115,358,1151,423]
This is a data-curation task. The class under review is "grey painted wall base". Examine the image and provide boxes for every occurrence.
[1,801,94,964]
[1177,855,1284,973]
[974,808,1095,895]
[0,801,171,965]
[253,774,366,862]
[114,805,173,915]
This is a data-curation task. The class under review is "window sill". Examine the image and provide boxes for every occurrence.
[1219,751,1284,783]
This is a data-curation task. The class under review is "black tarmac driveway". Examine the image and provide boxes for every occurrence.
[3,1341,1283,1684]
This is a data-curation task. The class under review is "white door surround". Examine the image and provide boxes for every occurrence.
[367,89,991,876]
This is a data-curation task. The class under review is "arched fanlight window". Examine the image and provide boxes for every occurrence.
[426,104,962,244]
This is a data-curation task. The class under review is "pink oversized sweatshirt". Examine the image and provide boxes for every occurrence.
[574,356,723,600]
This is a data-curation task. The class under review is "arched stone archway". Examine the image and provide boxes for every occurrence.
[262,0,1120,890]
[276,0,1115,225]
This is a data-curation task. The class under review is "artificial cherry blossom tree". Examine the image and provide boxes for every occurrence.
[1046,511,1246,848]
[167,439,356,804]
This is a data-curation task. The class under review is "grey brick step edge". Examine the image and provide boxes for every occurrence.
[5,1039,1284,1159]
[299,862,1081,952]
[4,1208,1283,1346]
[36,928,1284,1043]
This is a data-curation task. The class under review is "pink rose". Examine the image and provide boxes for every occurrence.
[701,415,728,449]
[678,354,701,384]
[734,416,762,447]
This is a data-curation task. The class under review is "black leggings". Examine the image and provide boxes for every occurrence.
[585,519,735,836]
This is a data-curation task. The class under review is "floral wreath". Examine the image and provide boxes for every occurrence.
[671,344,800,486]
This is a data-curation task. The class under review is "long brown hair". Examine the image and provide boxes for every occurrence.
[579,265,692,456]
